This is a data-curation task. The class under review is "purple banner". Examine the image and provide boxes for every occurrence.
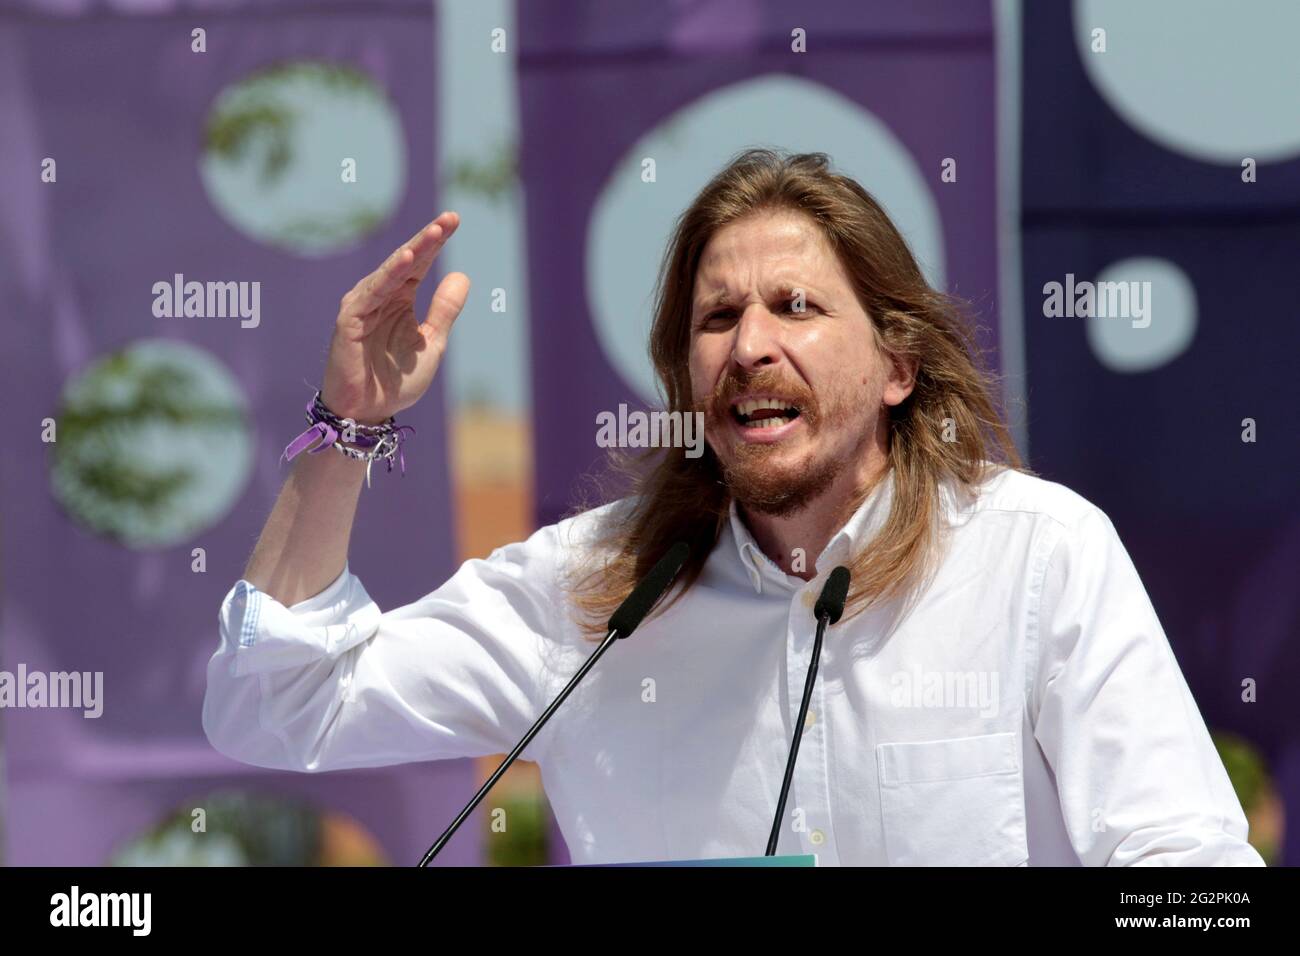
[518,0,1002,528]
[0,0,478,865]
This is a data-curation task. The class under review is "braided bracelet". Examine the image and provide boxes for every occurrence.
[281,389,415,487]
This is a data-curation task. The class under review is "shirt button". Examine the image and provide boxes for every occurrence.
[804,709,816,731]
[801,590,816,609]
[810,828,825,846]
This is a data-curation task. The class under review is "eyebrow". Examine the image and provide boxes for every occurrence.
[693,283,823,316]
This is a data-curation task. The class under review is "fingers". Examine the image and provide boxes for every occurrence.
[420,271,472,350]
[343,211,461,316]
[406,210,460,282]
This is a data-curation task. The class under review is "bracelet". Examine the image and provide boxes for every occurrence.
[281,389,415,488]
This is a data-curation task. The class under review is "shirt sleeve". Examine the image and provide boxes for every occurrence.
[1031,506,1265,866]
[202,525,562,773]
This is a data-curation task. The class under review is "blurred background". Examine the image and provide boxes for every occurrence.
[0,0,1295,866]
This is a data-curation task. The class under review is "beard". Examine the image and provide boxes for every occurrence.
[694,365,873,518]
[719,442,841,517]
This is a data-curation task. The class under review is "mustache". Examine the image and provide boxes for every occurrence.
[689,368,819,423]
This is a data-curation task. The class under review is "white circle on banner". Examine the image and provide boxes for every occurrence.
[1075,0,1300,163]
[50,339,253,548]
[1086,257,1197,372]
[200,61,406,256]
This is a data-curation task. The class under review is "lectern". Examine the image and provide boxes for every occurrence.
[560,854,817,867]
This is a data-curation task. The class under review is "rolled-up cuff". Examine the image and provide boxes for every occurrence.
[218,565,382,678]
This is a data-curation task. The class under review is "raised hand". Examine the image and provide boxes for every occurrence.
[321,211,470,424]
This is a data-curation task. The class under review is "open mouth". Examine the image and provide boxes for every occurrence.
[730,397,802,430]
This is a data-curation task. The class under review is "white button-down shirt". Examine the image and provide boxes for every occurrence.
[203,467,1263,866]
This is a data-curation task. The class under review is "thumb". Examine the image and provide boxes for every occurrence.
[421,271,471,352]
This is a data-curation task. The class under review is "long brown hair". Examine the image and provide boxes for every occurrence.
[563,148,1023,638]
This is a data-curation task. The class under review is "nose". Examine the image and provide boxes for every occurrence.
[731,303,783,372]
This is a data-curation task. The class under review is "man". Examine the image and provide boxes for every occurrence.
[203,149,1262,866]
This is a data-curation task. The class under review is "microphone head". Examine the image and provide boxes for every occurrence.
[608,542,690,638]
[813,566,851,625]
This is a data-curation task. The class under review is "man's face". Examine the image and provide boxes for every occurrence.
[688,209,909,516]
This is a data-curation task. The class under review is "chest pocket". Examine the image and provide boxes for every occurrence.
[876,731,1029,866]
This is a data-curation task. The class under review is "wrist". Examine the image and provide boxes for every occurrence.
[295,442,367,478]
[319,387,389,426]
[281,388,415,484]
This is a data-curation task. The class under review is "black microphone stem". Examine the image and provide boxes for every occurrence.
[417,627,620,867]
[417,540,690,866]
[765,610,829,856]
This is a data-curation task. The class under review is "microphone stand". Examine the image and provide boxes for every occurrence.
[766,565,849,856]
[765,609,829,856]
[417,541,690,866]
[417,627,621,867]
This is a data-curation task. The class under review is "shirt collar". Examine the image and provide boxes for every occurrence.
[727,467,898,594]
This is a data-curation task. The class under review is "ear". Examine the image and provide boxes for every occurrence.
[881,348,918,407]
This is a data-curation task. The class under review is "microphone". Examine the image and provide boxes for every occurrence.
[417,541,691,866]
[609,541,690,638]
[813,565,850,625]
[766,565,851,857]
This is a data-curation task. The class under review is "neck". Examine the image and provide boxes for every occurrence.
[738,435,890,582]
